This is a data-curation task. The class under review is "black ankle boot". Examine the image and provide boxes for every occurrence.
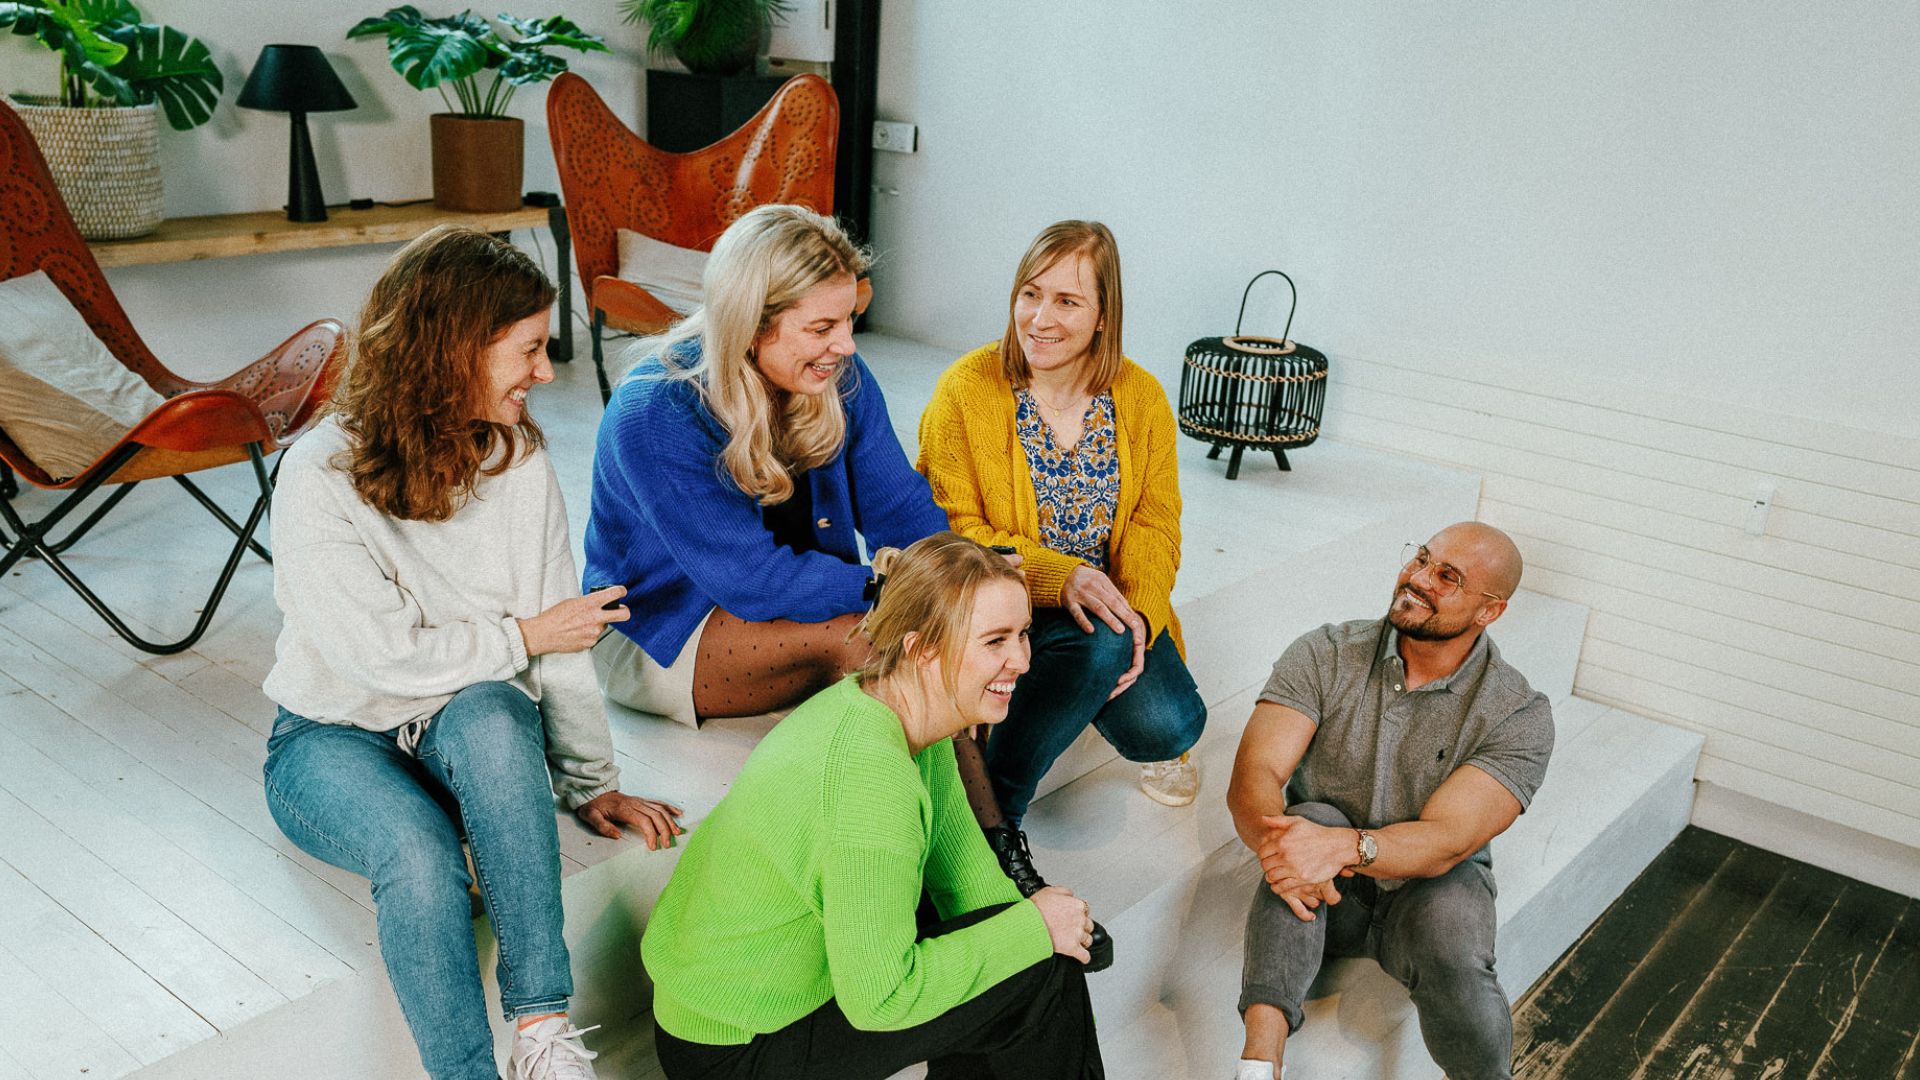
[984,824,1048,896]
[983,824,1114,973]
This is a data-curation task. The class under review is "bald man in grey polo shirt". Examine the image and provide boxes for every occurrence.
[1225,522,1553,1080]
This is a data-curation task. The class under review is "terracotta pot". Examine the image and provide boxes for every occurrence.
[9,96,163,239]
[430,114,524,212]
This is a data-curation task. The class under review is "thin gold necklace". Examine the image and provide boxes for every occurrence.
[1028,384,1088,417]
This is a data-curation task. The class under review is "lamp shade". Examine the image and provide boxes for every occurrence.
[238,44,356,114]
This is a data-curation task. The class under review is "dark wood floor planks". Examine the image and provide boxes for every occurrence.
[1544,845,1780,1078]
[1809,902,1919,1079]
[1513,828,1739,1077]
[1634,856,1841,1078]
[1514,826,1920,1080]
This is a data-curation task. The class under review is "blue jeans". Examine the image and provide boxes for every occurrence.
[263,682,572,1080]
[984,608,1207,824]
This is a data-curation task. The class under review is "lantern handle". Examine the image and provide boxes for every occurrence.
[1234,270,1298,344]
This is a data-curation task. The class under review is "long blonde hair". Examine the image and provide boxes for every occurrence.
[855,533,1027,707]
[628,205,869,504]
[998,220,1125,393]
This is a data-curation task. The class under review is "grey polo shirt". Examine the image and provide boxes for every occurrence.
[1258,617,1554,878]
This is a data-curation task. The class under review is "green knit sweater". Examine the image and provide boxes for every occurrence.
[641,676,1052,1045]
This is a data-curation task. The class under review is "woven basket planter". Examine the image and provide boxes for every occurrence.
[1177,271,1329,479]
[9,97,164,240]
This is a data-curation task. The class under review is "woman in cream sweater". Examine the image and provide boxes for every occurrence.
[263,227,682,1080]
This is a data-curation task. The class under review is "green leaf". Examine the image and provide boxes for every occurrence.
[345,3,425,41]
[622,0,789,71]
[1,0,127,70]
[2,0,223,122]
[495,45,564,86]
[621,0,700,56]
[346,7,608,112]
[489,12,605,88]
[68,0,135,31]
[0,1,56,34]
[117,22,223,130]
[69,57,134,104]
[495,13,607,54]
[380,13,493,91]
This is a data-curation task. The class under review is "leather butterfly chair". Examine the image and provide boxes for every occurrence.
[0,102,344,655]
[547,71,848,403]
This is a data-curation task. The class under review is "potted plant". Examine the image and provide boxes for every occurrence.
[347,6,607,212]
[620,0,792,77]
[0,0,223,239]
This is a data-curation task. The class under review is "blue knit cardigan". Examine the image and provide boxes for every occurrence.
[584,348,948,666]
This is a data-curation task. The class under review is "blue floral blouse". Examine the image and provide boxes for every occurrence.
[1015,389,1120,571]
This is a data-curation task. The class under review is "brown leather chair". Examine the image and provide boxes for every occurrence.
[0,101,345,654]
[547,71,842,402]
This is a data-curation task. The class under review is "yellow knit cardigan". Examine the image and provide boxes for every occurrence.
[916,343,1186,655]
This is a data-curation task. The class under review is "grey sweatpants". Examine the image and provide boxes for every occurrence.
[1238,801,1514,1080]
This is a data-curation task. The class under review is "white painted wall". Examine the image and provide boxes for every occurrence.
[1,0,645,379]
[865,2,1920,437]
[863,4,1920,861]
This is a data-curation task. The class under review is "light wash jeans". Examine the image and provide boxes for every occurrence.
[1239,801,1513,1080]
[264,682,572,1080]
[984,608,1207,824]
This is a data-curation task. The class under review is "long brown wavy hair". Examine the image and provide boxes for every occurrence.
[330,226,555,521]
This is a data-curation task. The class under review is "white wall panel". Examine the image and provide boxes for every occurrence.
[1584,613,1920,730]
[1326,347,1920,852]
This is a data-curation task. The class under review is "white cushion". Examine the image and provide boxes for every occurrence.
[615,228,708,316]
[0,270,164,480]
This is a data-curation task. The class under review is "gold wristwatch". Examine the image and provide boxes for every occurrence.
[1355,829,1378,868]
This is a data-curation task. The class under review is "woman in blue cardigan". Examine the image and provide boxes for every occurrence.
[584,205,948,724]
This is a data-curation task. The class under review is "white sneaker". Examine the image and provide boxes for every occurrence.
[1234,1058,1279,1080]
[509,1016,600,1080]
[1140,752,1199,807]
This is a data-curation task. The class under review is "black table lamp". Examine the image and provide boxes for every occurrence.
[238,45,357,223]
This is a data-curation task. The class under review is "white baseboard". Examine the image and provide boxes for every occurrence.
[1690,781,1920,900]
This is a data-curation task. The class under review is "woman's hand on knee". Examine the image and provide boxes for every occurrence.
[574,789,685,849]
[518,587,629,657]
[1063,567,1150,700]
[1107,610,1147,701]
[1061,566,1130,635]
[1031,885,1095,964]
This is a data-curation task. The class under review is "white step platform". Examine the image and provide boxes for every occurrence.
[0,332,1698,1080]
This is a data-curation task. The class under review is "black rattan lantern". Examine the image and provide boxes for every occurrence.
[1178,270,1328,479]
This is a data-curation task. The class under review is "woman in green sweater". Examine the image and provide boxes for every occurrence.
[642,533,1105,1079]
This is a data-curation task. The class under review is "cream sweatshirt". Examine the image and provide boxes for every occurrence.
[263,417,619,809]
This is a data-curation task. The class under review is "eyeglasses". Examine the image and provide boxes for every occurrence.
[1401,543,1504,602]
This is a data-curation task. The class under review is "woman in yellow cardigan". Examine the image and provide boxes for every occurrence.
[918,220,1206,892]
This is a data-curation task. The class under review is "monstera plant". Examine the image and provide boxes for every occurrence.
[2,0,223,127]
[347,6,607,211]
[1,0,224,237]
[347,6,607,117]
